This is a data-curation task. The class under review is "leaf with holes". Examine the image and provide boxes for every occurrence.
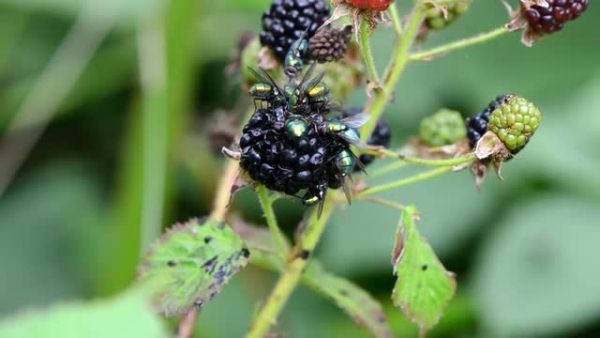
[391,206,456,333]
[138,218,250,316]
[232,220,393,338]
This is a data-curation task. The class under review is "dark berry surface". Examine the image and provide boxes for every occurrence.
[260,0,331,61]
[342,108,391,170]
[524,0,589,34]
[466,94,512,147]
[240,104,351,197]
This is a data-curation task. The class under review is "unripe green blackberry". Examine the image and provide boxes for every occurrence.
[259,0,331,61]
[425,0,472,30]
[487,96,541,154]
[419,109,467,147]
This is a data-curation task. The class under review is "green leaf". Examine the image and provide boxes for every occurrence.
[391,206,456,333]
[0,288,168,338]
[233,221,394,338]
[138,218,250,316]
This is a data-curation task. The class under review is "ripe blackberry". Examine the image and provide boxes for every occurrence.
[260,0,331,61]
[487,96,541,154]
[419,109,467,147]
[342,108,391,170]
[466,94,512,148]
[522,0,589,35]
[239,104,352,198]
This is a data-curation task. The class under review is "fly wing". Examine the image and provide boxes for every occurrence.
[246,67,282,93]
[302,71,326,92]
[341,112,371,129]
[341,177,352,205]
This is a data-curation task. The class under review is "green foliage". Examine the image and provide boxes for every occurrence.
[0,288,168,338]
[0,164,101,315]
[138,218,250,316]
[391,206,456,333]
[473,196,600,337]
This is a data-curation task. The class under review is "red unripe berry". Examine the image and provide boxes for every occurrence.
[345,0,394,11]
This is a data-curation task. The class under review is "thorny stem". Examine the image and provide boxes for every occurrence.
[359,18,381,85]
[362,6,426,141]
[246,195,335,338]
[410,27,510,62]
[357,166,453,198]
[257,185,291,257]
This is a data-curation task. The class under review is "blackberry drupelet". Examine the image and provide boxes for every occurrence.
[260,0,331,61]
[466,94,511,148]
[342,108,391,170]
[523,0,589,35]
[239,103,352,198]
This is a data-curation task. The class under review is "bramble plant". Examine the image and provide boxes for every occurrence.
[136,0,589,337]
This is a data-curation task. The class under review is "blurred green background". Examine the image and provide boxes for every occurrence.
[1,0,599,337]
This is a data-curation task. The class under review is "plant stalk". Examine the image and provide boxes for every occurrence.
[257,185,291,257]
[410,27,510,62]
[357,166,453,198]
[362,6,426,141]
[246,196,335,338]
[359,17,381,85]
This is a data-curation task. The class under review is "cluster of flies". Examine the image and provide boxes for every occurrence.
[226,35,371,214]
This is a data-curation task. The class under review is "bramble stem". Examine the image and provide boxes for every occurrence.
[376,148,477,167]
[246,196,335,338]
[359,18,381,85]
[389,4,403,36]
[257,185,291,257]
[368,161,409,178]
[357,167,453,198]
[362,6,426,141]
[409,27,510,62]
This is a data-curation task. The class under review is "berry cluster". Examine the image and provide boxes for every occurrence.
[420,109,467,147]
[466,95,511,148]
[308,26,353,63]
[239,104,352,202]
[466,95,541,154]
[523,0,589,35]
[424,0,472,31]
[260,0,330,61]
[487,96,541,153]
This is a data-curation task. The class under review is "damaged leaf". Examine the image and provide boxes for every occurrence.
[138,218,250,316]
[391,206,456,333]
